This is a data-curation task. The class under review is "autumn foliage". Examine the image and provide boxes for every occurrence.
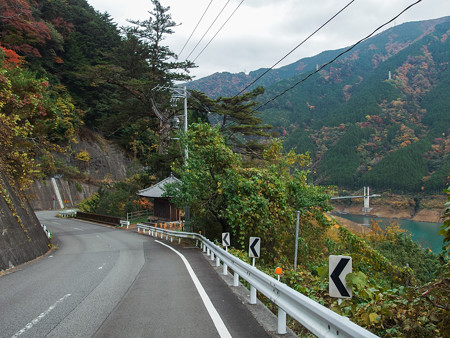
[0,0,51,57]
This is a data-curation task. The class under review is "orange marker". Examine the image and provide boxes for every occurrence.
[275,267,282,281]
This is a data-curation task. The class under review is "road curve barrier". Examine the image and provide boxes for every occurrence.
[135,223,378,338]
[57,209,78,218]
[40,224,52,239]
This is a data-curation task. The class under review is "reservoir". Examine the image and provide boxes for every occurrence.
[335,214,444,253]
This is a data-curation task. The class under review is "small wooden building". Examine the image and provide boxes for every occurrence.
[137,174,182,222]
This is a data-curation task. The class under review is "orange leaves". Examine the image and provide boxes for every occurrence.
[133,198,153,210]
[0,45,23,68]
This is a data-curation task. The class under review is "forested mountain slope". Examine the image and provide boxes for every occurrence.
[1,0,448,198]
[189,17,450,193]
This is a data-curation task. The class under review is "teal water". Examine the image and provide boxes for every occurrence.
[335,214,443,253]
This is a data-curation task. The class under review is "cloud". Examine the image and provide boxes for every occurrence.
[88,0,450,78]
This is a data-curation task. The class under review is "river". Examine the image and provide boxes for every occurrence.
[335,214,444,253]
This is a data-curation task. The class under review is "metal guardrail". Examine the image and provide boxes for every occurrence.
[136,224,378,338]
[57,209,78,217]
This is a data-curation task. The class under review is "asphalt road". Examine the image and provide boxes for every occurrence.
[0,211,269,338]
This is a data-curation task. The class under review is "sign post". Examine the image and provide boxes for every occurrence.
[222,232,230,251]
[329,255,352,299]
[294,211,300,270]
[249,237,261,267]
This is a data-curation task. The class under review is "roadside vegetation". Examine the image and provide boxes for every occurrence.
[166,123,449,337]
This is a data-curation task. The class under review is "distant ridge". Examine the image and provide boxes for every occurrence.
[189,17,450,193]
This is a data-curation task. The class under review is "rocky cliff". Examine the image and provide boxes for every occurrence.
[27,129,133,211]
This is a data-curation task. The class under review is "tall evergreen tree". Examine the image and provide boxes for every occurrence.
[190,86,272,158]
[89,0,194,155]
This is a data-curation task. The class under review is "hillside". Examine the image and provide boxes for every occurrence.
[188,17,450,194]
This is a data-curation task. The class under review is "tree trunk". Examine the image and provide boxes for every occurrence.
[158,120,172,155]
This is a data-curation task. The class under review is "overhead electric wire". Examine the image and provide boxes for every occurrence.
[192,0,245,63]
[178,0,214,57]
[255,0,423,111]
[185,0,231,61]
[234,0,356,97]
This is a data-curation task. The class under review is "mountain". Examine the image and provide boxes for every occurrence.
[188,17,450,194]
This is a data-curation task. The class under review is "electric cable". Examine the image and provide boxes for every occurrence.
[234,0,356,97]
[185,0,231,61]
[255,0,423,111]
[192,0,245,63]
[178,0,214,57]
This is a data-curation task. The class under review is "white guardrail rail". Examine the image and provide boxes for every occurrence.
[136,223,378,338]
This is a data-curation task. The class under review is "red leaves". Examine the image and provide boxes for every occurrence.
[0,44,23,67]
[0,0,51,57]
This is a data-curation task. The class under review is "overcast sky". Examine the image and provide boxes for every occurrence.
[87,0,450,80]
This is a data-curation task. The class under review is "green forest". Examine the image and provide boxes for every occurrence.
[1,1,449,336]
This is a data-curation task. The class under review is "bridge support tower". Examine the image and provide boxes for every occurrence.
[362,186,373,213]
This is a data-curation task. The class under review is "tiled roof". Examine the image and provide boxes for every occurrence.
[137,173,181,198]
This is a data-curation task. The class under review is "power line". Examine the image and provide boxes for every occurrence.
[178,0,214,57]
[234,0,356,97]
[185,0,231,61]
[192,0,245,63]
[256,0,423,111]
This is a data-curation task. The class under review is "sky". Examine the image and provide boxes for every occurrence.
[87,0,450,80]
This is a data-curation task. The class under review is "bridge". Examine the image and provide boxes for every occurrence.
[331,186,381,213]
[0,211,377,338]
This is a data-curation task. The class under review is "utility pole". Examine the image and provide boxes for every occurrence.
[294,211,300,271]
[168,86,190,227]
[169,86,188,162]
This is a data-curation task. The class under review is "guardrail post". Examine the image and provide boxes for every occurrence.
[170,236,173,242]
[203,244,206,253]
[233,272,239,286]
[211,252,215,261]
[277,307,287,334]
[216,256,220,267]
[178,237,181,244]
[196,240,198,247]
[222,263,228,275]
[207,247,211,257]
[250,285,257,304]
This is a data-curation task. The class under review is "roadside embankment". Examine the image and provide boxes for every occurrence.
[0,173,50,271]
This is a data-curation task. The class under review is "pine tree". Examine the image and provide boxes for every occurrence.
[89,0,194,155]
[190,86,272,158]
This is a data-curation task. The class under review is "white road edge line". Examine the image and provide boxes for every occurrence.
[11,294,71,338]
[155,240,232,338]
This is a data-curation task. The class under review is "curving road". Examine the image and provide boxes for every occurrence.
[0,211,268,338]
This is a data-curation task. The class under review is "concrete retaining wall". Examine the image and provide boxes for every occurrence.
[27,178,98,211]
[0,173,50,271]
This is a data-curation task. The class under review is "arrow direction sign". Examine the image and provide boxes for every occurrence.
[329,255,352,298]
[222,232,230,247]
[249,237,261,258]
